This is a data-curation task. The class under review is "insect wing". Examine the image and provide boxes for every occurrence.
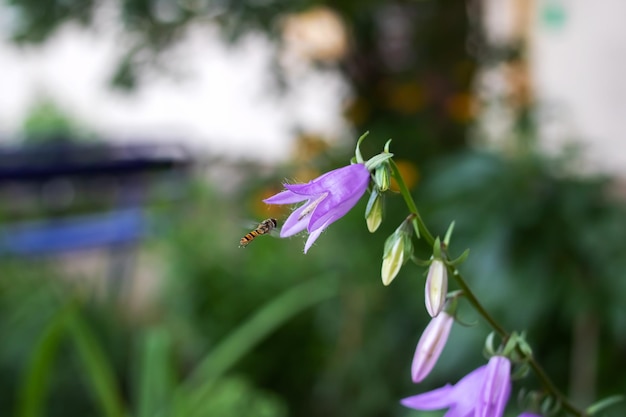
[241,219,280,238]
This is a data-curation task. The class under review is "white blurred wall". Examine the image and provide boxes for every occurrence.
[484,0,626,177]
[0,22,349,163]
[530,0,626,176]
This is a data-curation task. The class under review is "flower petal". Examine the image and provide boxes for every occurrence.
[263,190,309,205]
[285,164,369,196]
[400,384,455,410]
[477,356,511,417]
[308,177,369,232]
[303,219,332,253]
[445,365,488,416]
[307,195,356,234]
[280,203,311,237]
[402,365,487,416]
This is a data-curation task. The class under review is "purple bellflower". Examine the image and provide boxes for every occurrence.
[402,355,512,417]
[411,311,454,383]
[263,163,370,253]
[518,413,542,417]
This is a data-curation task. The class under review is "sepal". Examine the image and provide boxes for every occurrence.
[374,163,391,191]
[354,131,369,164]
[448,248,470,266]
[365,152,394,171]
[586,395,625,416]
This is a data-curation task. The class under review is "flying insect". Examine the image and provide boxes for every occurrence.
[239,218,278,247]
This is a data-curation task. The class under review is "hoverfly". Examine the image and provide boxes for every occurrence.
[239,218,278,247]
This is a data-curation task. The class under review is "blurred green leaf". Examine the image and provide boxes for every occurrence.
[135,328,175,417]
[16,306,67,417]
[15,301,127,417]
[64,308,126,417]
[176,276,338,416]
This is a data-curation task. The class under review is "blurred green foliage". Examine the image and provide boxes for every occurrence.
[6,0,475,160]
[21,98,96,144]
[1,144,626,416]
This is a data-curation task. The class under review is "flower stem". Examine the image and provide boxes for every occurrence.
[389,160,434,244]
[446,268,507,337]
[389,159,585,417]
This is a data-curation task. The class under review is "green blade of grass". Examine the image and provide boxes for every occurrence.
[15,307,68,417]
[175,276,338,416]
[135,327,174,417]
[65,309,126,417]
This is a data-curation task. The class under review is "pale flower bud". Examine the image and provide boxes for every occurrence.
[411,311,454,383]
[381,224,412,286]
[381,236,404,286]
[425,259,448,317]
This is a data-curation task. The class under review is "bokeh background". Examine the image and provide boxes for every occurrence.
[1,0,625,416]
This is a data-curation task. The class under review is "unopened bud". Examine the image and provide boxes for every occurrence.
[381,224,412,286]
[411,311,454,383]
[425,259,448,317]
[365,191,383,232]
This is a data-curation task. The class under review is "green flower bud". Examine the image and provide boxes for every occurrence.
[365,190,383,232]
[381,222,413,286]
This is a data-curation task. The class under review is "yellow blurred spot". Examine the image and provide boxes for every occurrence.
[446,93,475,123]
[251,187,291,219]
[390,159,420,192]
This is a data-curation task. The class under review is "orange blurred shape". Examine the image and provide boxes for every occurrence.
[390,159,420,192]
[445,93,475,123]
[382,80,425,115]
[251,186,291,219]
[282,6,349,62]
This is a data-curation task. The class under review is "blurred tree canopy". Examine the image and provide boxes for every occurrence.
[5,0,478,161]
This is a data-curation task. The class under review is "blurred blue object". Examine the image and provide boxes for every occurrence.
[0,141,192,256]
[0,208,149,255]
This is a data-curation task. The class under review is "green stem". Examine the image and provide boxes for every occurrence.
[447,268,507,337]
[390,160,585,417]
[389,160,434,244]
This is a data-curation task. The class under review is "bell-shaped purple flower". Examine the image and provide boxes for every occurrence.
[411,311,454,383]
[263,163,370,253]
[402,355,512,417]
